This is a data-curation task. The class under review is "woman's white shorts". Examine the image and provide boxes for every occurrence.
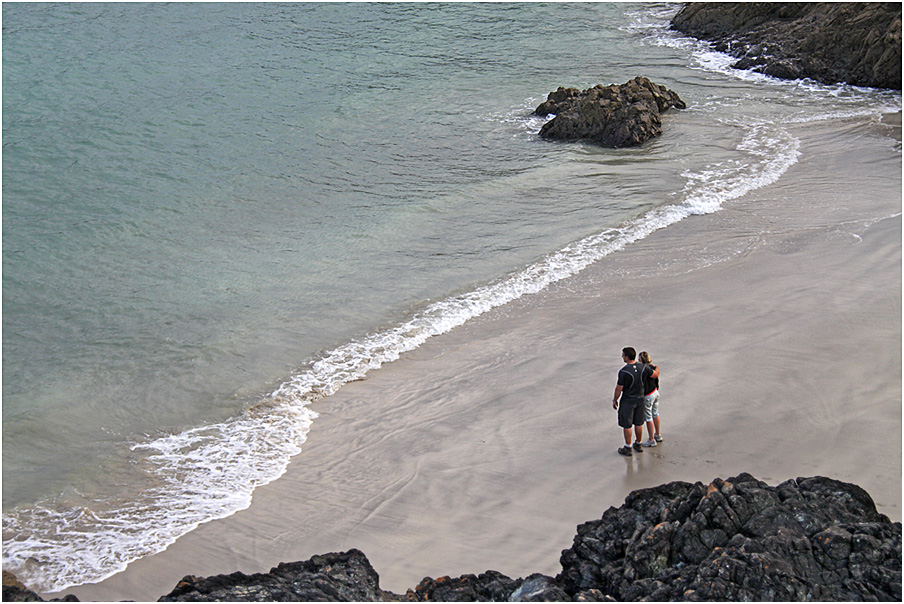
[644,390,660,422]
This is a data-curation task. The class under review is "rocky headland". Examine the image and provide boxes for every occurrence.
[534,76,686,148]
[670,2,902,90]
[5,474,900,602]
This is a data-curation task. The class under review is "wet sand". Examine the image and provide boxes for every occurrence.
[63,114,901,601]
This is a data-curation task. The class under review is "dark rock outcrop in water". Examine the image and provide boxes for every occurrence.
[534,77,686,148]
[6,474,901,602]
[670,3,902,90]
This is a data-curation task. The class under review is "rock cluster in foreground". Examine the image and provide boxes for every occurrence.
[5,474,900,602]
[534,76,686,148]
[670,2,902,90]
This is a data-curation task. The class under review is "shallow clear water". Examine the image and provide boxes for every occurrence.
[2,2,899,592]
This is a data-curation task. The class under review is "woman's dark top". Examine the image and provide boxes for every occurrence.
[642,363,659,396]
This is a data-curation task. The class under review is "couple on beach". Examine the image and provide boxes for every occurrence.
[611,347,661,457]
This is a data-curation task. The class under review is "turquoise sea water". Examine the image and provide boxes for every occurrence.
[3,2,899,593]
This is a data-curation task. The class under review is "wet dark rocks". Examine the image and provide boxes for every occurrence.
[403,571,520,602]
[534,76,686,148]
[671,3,902,90]
[557,473,901,601]
[157,549,394,602]
[2,573,77,603]
[1,571,77,602]
[6,474,900,602]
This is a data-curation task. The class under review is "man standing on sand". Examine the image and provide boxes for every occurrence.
[612,347,658,457]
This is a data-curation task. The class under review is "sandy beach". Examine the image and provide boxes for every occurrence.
[62,114,901,602]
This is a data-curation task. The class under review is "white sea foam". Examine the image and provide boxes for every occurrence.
[2,404,317,593]
[628,6,784,86]
[1,116,802,594]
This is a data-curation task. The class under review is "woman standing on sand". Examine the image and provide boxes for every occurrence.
[639,351,661,447]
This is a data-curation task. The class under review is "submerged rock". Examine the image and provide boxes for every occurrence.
[7,474,900,602]
[534,76,686,148]
[670,3,902,89]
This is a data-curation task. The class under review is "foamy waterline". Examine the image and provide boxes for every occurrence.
[1,119,800,594]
